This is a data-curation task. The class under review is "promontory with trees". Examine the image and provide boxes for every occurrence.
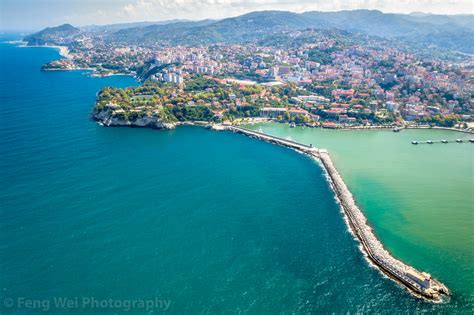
[93,75,317,128]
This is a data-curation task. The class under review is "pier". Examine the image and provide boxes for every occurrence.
[411,139,474,144]
[220,124,450,301]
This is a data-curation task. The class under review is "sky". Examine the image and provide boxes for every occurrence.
[1,0,473,31]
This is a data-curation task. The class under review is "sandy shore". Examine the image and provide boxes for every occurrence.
[9,41,72,59]
[42,45,72,59]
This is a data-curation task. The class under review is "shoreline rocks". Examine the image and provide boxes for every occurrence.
[92,108,177,130]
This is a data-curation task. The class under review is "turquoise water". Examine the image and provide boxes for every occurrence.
[0,37,471,313]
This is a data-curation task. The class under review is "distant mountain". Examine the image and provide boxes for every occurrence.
[81,19,191,32]
[405,13,474,29]
[27,10,474,53]
[189,11,313,42]
[107,11,319,45]
[107,19,216,44]
[105,10,474,53]
[24,24,82,46]
[300,10,474,53]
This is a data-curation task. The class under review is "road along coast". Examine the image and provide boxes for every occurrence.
[218,124,450,302]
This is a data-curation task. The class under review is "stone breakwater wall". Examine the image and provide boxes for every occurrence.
[318,150,449,301]
[223,125,449,301]
[223,125,317,154]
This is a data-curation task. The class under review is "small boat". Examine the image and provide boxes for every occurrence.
[393,128,401,132]
[441,140,448,143]
[289,122,296,128]
[411,141,419,145]
[469,139,474,143]
[427,140,433,144]
[456,139,463,143]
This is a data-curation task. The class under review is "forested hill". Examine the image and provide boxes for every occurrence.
[106,10,474,53]
[24,24,82,46]
[25,10,474,54]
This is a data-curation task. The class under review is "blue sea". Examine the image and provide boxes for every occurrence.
[0,36,468,313]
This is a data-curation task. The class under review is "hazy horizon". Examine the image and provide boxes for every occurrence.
[1,0,473,32]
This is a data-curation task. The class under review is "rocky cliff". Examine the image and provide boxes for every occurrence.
[93,108,177,129]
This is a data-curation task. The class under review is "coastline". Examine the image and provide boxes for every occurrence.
[12,41,73,59]
[8,41,136,77]
[3,31,471,312]
[238,118,473,134]
[43,45,72,59]
[218,124,450,302]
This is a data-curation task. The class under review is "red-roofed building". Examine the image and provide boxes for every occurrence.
[322,122,338,129]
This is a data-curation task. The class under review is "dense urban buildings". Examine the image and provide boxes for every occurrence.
[27,16,473,129]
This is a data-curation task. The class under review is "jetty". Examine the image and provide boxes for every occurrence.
[222,125,317,154]
[411,138,474,144]
[219,124,450,301]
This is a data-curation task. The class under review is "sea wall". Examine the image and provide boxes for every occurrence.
[318,150,448,301]
[223,124,450,302]
[222,125,317,154]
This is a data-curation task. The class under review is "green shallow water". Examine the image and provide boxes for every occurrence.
[247,123,474,299]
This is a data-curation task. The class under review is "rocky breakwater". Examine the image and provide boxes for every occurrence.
[222,125,317,154]
[220,125,450,301]
[93,103,177,129]
[318,149,449,301]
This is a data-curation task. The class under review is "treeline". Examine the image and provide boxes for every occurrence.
[170,105,218,122]
[419,114,461,127]
[307,48,334,65]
